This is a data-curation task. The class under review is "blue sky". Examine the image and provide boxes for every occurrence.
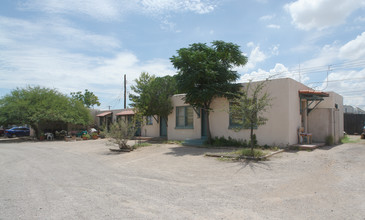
[1,0,365,110]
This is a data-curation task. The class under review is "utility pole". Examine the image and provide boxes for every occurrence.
[124,74,127,109]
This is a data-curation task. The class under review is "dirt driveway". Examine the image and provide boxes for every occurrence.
[0,138,364,219]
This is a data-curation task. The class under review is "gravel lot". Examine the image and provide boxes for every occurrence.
[0,138,364,219]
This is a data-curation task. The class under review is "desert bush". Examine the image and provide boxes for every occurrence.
[107,120,136,150]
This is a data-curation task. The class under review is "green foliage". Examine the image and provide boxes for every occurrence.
[170,41,248,141]
[341,135,359,143]
[70,89,101,108]
[130,72,178,120]
[230,80,272,152]
[107,120,137,150]
[162,140,183,144]
[132,142,152,149]
[235,148,265,158]
[325,135,334,146]
[208,136,248,147]
[0,86,93,137]
[82,133,91,139]
[91,132,98,137]
[99,131,106,139]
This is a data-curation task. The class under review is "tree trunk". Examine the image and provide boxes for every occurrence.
[250,127,254,154]
[31,124,39,139]
[206,110,211,144]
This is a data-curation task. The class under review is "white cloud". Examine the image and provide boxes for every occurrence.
[0,16,174,107]
[285,0,365,30]
[317,68,365,107]
[0,47,175,106]
[270,45,280,56]
[355,16,365,22]
[301,43,340,69]
[339,32,365,60]
[139,0,216,15]
[0,16,120,51]
[237,45,267,72]
[239,63,307,83]
[259,14,275,21]
[20,0,217,21]
[267,24,280,29]
[20,0,128,21]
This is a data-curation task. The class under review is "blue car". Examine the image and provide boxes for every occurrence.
[5,127,30,138]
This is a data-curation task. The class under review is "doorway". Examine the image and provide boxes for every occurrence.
[160,117,167,137]
[201,109,207,138]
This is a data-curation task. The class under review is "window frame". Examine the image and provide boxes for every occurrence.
[146,116,153,125]
[175,106,194,129]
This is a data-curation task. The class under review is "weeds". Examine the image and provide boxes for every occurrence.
[341,135,360,143]
[234,148,266,158]
[133,142,152,149]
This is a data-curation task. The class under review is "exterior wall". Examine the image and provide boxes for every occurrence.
[209,78,310,147]
[288,79,312,144]
[167,94,202,140]
[308,92,344,143]
[141,116,160,137]
[167,78,312,147]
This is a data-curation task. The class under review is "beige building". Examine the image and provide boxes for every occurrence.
[141,78,344,146]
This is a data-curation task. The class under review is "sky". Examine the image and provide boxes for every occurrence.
[1,0,365,110]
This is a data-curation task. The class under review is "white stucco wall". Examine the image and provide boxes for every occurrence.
[167,94,202,140]
[308,92,344,143]
[150,78,343,146]
[141,116,160,137]
[167,78,312,146]
[209,78,310,146]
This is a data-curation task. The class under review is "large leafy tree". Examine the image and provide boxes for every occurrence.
[130,72,178,123]
[230,80,272,153]
[170,41,248,142]
[70,89,101,108]
[0,86,93,137]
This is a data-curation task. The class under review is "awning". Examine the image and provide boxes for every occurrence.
[299,90,329,115]
[299,90,329,98]
[96,111,112,117]
[116,110,135,116]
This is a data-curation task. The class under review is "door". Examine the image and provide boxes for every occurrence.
[201,109,207,138]
[160,117,167,137]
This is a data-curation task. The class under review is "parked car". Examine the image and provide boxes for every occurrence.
[4,127,30,138]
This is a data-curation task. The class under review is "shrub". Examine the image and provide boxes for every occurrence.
[99,131,106,139]
[325,135,334,146]
[236,148,265,158]
[107,120,136,150]
[208,136,248,147]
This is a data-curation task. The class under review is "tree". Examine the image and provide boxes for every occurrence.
[129,72,178,123]
[170,41,248,142]
[70,89,101,108]
[0,86,93,138]
[230,80,272,153]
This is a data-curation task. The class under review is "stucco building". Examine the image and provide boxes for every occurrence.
[142,78,344,146]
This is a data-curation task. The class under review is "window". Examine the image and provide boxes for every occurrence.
[229,102,243,128]
[176,106,194,128]
[229,102,257,129]
[146,116,153,125]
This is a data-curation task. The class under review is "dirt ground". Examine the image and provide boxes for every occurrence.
[0,137,364,219]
